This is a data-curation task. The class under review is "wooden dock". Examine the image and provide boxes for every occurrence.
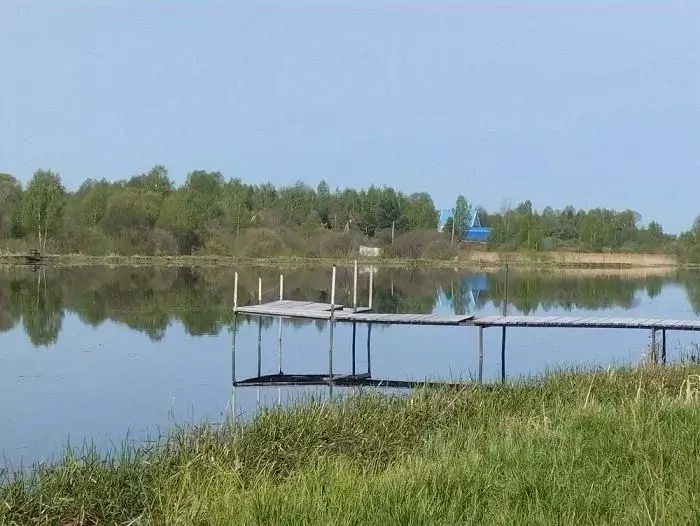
[236,300,475,326]
[235,300,700,332]
[229,264,700,396]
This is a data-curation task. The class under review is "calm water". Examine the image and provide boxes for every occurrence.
[2,264,700,468]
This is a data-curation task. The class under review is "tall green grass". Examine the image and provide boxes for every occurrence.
[3,365,700,525]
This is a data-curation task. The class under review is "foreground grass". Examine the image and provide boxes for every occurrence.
[4,366,700,525]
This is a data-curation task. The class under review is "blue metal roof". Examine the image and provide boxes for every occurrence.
[437,208,490,241]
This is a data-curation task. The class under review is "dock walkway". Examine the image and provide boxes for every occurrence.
[235,299,700,332]
[236,300,475,326]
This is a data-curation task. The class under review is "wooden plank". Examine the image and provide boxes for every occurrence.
[297,302,340,311]
[333,312,473,325]
[236,306,331,320]
[280,301,313,310]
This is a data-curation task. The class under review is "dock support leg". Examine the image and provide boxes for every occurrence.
[232,315,237,385]
[662,329,667,365]
[352,322,357,376]
[501,326,507,383]
[257,277,262,377]
[328,266,337,388]
[651,328,657,364]
[232,272,238,385]
[278,274,283,374]
[367,324,373,377]
[478,326,484,385]
[256,322,262,377]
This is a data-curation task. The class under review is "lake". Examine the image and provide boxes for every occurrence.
[2,264,700,469]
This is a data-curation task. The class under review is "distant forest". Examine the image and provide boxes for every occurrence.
[1,167,699,261]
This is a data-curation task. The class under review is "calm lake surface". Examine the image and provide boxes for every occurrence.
[2,264,700,468]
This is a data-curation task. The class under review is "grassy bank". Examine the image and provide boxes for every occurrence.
[4,366,700,525]
[0,248,682,271]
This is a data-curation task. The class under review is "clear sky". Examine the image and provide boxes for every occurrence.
[1,1,698,232]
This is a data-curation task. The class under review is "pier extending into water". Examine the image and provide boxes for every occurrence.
[230,263,700,391]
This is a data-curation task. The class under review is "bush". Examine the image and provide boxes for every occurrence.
[60,226,114,255]
[199,229,238,256]
[236,228,287,258]
[385,230,457,260]
[315,231,362,258]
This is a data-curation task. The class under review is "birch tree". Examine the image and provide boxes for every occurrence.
[22,170,66,251]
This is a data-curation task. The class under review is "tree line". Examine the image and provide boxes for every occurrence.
[0,166,697,259]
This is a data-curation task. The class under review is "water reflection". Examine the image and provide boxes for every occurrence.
[0,265,695,347]
[3,264,700,468]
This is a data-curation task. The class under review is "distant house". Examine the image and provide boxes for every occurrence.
[437,208,491,243]
[359,245,382,257]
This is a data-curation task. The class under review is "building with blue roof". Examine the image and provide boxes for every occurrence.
[437,208,491,243]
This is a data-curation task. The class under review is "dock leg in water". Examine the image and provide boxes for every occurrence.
[501,327,507,382]
[257,277,262,378]
[278,274,283,375]
[367,324,373,377]
[328,266,337,392]
[232,271,238,385]
[352,322,357,376]
[478,326,484,384]
[662,329,667,365]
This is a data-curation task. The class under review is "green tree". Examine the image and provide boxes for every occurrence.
[219,178,250,234]
[316,180,332,228]
[452,195,469,243]
[278,182,315,226]
[127,165,173,196]
[401,192,438,231]
[0,173,23,238]
[79,179,113,227]
[101,187,161,235]
[21,169,66,251]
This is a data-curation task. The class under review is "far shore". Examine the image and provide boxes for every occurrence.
[0,248,686,273]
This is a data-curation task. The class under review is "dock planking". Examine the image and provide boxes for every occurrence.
[473,315,700,331]
[334,311,475,325]
[236,300,475,325]
[236,300,700,331]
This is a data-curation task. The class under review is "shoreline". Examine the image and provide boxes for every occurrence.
[3,365,700,524]
[0,249,686,272]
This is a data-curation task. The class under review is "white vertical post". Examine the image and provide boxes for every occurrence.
[258,276,262,304]
[353,260,358,311]
[279,274,284,301]
[233,272,239,312]
[368,267,374,310]
[331,265,337,309]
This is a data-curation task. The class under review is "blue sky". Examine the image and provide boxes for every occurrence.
[1,0,698,232]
